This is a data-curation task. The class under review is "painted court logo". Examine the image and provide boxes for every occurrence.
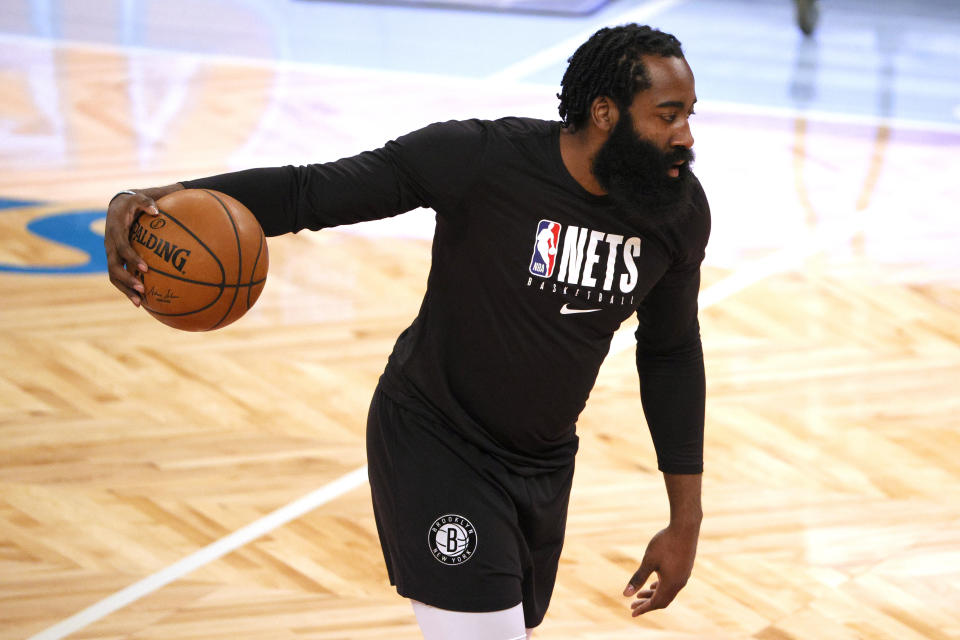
[529,219,561,278]
[428,514,477,565]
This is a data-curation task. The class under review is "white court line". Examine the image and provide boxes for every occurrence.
[28,466,369,640]
[31,220,860,639]
[25,2,862,632]
[2,0,687,90]
[4,33,959,134]
[608,218,861,354]
[33,219,860,640]
[487,0,687,82]
[703,99,960,135]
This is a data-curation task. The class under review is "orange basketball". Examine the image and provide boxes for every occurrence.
[129,189,268,331]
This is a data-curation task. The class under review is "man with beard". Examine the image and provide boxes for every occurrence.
[104,23,708,640]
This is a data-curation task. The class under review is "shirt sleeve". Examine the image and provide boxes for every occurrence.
[181,119,487,237]
[635,262,705,474]
[634,184,711,475]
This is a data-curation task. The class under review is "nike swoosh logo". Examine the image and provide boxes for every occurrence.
[560,303,602,315]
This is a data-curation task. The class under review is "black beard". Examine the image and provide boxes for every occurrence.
[591,111,695,228]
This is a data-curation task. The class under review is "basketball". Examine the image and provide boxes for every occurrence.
[129,189,269,331]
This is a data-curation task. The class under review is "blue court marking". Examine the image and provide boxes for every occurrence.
[0,208,108,275]
[0,198,39,210]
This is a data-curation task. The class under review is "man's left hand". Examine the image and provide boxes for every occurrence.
[622,523,699,616]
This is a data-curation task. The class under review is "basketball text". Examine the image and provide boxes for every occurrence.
[131,220,192,273]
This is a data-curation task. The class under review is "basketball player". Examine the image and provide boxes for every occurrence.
[105,25,707,639]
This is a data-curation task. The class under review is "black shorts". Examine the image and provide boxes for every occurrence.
[366,387,574,628]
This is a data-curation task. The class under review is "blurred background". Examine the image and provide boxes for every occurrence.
[1,1,959,639]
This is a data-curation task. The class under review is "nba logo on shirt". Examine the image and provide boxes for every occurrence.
[529,220,561,278]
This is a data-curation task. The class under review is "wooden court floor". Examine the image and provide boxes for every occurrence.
[2,31,960,640]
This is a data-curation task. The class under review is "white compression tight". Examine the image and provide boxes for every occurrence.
[411,600,533,640]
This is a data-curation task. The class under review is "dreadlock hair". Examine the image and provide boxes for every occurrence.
[557,24,684,129]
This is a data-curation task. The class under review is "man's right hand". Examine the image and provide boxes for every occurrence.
[104,184,182,306]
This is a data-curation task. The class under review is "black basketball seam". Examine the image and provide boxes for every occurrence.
[139,270,266,317]
[135,209,229,319]
[204,190,242,330]
[247,230,266,309]
[140,269,267,288]
[144,209,227,287]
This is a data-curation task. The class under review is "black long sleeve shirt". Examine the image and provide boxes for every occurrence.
[183,117,710,476]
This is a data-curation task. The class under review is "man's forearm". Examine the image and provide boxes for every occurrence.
[663,472,702,530]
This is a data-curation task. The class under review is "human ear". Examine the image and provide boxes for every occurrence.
[590,96,618,132]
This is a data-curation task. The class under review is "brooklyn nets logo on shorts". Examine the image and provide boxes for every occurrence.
[427,514,478,565]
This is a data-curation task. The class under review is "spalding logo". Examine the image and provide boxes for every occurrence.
[130,218,191,274]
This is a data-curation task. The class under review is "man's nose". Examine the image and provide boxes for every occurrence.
[672,121,694,149]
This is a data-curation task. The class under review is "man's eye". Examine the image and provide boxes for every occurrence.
[661,114,677,123]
